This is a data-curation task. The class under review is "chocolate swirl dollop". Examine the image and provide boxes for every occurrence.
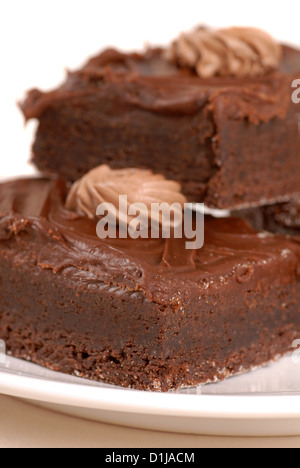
[65,165,187,223]
[166,26,282,78]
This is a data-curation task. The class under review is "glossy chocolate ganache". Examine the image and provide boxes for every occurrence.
[0,177,299,299]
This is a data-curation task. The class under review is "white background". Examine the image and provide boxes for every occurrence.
[0,0,299,179]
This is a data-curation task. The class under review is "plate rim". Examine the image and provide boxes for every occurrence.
[1,368,300,420]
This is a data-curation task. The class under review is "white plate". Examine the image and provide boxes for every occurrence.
[1,353,300,436]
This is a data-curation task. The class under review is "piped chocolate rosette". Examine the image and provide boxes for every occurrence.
[166,26,282,78]
[65,165,187,232]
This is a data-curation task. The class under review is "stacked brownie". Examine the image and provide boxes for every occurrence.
[0,26,300,391]
[21,31,300,209]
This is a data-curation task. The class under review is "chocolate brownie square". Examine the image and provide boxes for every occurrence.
[21,41,300,209]
[0,177,300,391]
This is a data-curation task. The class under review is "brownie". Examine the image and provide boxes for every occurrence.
[1,177,300,391]
[21,45,300,209]
[234,198,300,236]
[263,199,300,236]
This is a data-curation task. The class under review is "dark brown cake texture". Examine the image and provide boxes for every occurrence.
[1,177,300,391]
[262,199,300,237]
[21,34,300,209]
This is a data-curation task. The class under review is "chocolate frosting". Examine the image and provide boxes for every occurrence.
[65,164,187,223]
[166,27,282,78]
[20,45,300,125]
[0,178,299,305]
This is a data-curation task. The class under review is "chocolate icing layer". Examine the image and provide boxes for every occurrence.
[21,45,298,122]
[1,178,299,305]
